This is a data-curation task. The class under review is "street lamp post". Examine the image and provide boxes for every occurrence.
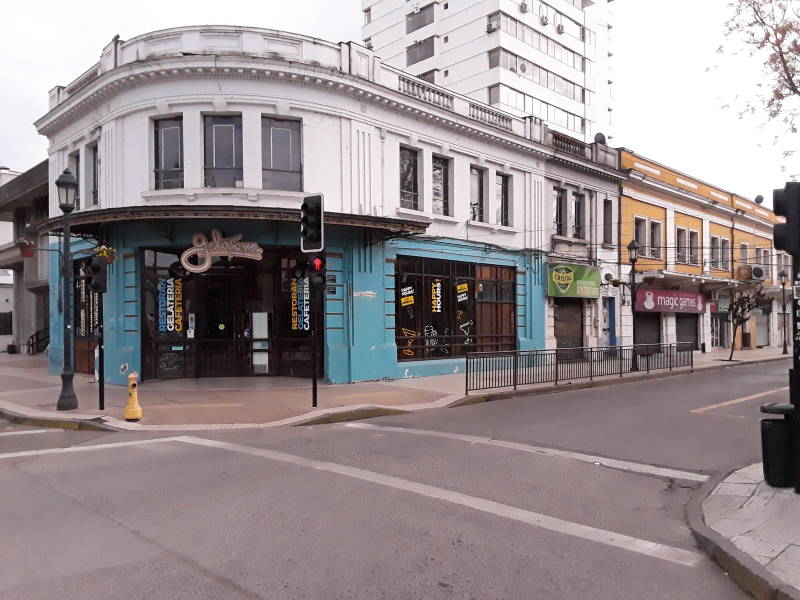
[55,168,78,411]
[780,270,789,355]
[628,239,641,372]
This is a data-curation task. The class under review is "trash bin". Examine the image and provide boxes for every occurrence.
[760,402,795,488]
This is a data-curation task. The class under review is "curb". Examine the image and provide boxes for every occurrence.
[0,355,790,433]
[687,469,800,600]
[0,404,116,432]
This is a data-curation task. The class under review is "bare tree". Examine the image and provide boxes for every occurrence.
[727,284,767,360]
[726,1,800,128]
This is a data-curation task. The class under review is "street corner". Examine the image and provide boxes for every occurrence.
[689,464,800,600]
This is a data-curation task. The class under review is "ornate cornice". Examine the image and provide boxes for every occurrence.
[35,204,430,236]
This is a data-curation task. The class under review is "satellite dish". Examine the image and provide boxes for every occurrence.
[594,132,607,145]
[754,195,764,205]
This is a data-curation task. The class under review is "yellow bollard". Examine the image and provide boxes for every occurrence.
[124,372,142,422]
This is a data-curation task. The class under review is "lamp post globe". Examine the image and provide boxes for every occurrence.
[55,168,79,411]
[627,239,640,265]
[55,168,78,213]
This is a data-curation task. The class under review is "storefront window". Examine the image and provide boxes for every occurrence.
[142,250,193,380]
[141,246,321,381]
[395,256,515,361]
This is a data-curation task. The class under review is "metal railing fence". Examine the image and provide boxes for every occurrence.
[465,343,694,393]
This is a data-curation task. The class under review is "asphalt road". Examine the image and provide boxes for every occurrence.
[1,359,789,599]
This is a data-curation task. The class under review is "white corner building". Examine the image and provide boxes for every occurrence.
[362,0,615,143]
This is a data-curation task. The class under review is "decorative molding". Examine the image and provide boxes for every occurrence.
[633,162,660,175]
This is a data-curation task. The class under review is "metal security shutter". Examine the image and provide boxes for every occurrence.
[676,314,699,350]
[554,298,583,349]
[633,312,660,345]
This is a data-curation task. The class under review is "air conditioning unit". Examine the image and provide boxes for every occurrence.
[365,39,373,50]
[540,15,549,25]
[735,265,766,281]
[487,22,498,33]
[556,23,565,34]
[520,2,529,12]
[519,62,527,73]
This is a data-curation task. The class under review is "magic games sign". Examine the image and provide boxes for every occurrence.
[635,289,705,314]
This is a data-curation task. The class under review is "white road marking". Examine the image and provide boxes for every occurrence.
[0,429,58,437]
[177,436,704,567]
[0,436,186,460]
[0,433,705,567]
[344,423,709,483]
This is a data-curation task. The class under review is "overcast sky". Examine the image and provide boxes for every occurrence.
[0,0,792,204]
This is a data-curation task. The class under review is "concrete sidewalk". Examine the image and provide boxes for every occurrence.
[0,346,790,431]
[691,465,800,600]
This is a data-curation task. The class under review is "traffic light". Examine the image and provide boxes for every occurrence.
[309,255,326,291]
[773,182,800,255]
[83,256,108,294]
[300,194,324,253]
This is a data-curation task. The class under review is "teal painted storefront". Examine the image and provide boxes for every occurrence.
[49,222,546,386]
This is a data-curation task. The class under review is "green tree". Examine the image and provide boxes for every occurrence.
[727,284,766,361]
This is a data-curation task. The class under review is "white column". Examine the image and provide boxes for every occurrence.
[665,208,676,270]
[78,144,89,209]
[701,307,711,352]
[183,110,203,189]
[420,146,433,214]
[662,313,676,344]
[451,154,469,221]
[241,107,262,190]
[702,217,711,275]
[486,165,498,224]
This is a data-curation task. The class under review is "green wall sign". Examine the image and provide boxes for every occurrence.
[547,264,601,298]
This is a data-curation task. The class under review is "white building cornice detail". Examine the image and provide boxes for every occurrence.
[36,26,620,181]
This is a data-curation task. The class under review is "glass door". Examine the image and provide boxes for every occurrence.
[198,274,243,377]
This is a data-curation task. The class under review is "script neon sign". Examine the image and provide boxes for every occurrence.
[180,229,263,273]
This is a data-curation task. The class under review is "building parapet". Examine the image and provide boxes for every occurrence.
[39,25,619,174]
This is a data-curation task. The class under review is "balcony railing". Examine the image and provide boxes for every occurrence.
[551,132,590,158]
[397,76,454,110]
[468,103,513,131]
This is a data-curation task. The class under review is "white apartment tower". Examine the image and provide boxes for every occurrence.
[362,0,615,143]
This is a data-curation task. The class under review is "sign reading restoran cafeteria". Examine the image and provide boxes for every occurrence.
[547,264,600,298]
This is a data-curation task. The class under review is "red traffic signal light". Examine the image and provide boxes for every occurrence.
[312,256,324,272]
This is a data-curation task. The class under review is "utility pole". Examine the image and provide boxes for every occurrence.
[309,256,326,408]
[300,195,325,408]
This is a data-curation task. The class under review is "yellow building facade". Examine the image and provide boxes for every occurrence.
[618,150,789,352]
